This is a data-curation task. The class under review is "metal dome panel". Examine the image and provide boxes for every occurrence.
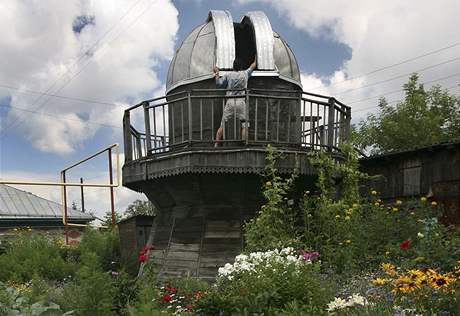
[242,11,275,70]
[207,10,235,69]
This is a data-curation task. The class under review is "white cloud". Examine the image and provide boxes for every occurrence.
[239,0,460,121]
[0,0,178,154]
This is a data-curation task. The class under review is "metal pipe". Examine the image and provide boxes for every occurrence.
[62,172,69,244]
[108,148,115,227]
[80,178,85,214]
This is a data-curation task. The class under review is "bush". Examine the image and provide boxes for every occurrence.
[0,231,77,283]
[195,247,333,315]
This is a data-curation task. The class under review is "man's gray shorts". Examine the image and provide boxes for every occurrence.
[221,98,249,128]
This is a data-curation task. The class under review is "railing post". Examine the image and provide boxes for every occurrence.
[245,88,249,144]
[327,98,335,151]
[188,91,192,144]
[143,101,152,154]
[123,110,133,162]
[296,91,302,146]
[345,106,351,143]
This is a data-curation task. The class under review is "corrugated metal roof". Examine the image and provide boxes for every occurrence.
[0,184,94,221]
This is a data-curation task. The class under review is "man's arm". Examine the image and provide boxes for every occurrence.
[214,66,227,87]
[246,57,257,77]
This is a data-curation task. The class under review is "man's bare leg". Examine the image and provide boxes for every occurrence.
[214,127,223,147]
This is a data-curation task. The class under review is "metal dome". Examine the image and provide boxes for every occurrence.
[166,10,301,93]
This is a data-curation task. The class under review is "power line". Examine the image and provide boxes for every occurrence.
[0,0,147,135]
[306,41,460,91]
[0,84,122,107]
[353,83,460,114]
[333,56,460,97]
[347,72,460,105]
[0,104,122,129]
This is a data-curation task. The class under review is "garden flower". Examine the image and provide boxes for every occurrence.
[400,240,411,250]
[138,254,146,262]
[301,250,320,261]
[431,201,437,206]
[345,216,351,220]
[374,202,380,206]
[395,200,402,205]
[266,181,272,187]
[392,207,398,212]
[352,203,359,208]
[420,197,427,202]
[372,277,388,286]
[161,294,172,303]
[335,214,340,218]
[371,190,377,195]
[417,232,424,238]
[345,239,352,244]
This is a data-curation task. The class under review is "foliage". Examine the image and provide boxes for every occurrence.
[0,231,77,283]
[353,74,460,154]
[244,144,301,252]
[101,210,122,228]
[77,228,120,271]
[124,199,156,218]
[195,247,333,315]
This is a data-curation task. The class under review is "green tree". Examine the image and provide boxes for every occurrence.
[353,74,460,155]
[123,200,155,218]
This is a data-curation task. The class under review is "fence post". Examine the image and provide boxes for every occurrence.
[327,98,335,151]
[245,88,249,144]
[123,110,133,162]
[296,91,302,145]
[144,102,152,154]
[188,91,192,144]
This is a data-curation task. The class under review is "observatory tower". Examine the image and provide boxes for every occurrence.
[122,10,351,279]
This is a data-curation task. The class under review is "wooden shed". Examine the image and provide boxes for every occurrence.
[360,141,460,224]
[118,215,155,273]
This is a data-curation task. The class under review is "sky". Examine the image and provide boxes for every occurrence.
[1,0,459,219]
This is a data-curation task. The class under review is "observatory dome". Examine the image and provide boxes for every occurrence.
[166,10,301,93]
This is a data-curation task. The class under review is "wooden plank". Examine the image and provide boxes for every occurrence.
[204,231,240,238]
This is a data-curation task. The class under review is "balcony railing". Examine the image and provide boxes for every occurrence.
[123,89,351,162]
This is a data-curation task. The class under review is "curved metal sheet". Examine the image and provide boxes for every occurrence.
[242,11,275,70]
[207,10,235,69]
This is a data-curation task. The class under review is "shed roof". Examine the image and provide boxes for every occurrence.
[0,184,94,221]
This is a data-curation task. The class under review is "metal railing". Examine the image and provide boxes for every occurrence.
[123,89,351,162]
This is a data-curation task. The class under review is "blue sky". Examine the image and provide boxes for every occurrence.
[1,0,459,215]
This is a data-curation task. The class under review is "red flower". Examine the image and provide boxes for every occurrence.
[400,240,411,250]
[138,254,146,262]
[165,285,177,294]
[161,294,172,303]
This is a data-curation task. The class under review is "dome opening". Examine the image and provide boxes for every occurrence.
[233,22,256,70]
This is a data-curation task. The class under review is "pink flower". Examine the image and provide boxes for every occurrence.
[301,250,320,260]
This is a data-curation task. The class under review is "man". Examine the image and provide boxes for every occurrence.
[213,57,256,147]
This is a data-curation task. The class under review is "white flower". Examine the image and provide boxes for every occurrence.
[417,232,424,238]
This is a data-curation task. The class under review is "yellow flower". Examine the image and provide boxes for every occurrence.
[346,209,353,216]
[420,197,427,202]
[372,278,388,286]
[431,201,437,206]
[392,207,398,212]
[344,215,351,220]
[377,199,382,203]
[385,251,390,256]
[266,181,272,187]
[345,239,352,244]
[335,215,341,219]
[374,202,380,206]
[395,200,402,205]
[371,190,377,195]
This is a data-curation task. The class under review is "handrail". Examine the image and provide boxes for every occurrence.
[123,89,351,162]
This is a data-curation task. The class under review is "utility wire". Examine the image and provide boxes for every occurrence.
[306,41,460,91]
[0,0,147,135]
[353,83,460,114]
[0,84,122,107]
[333,56,460,97]
[347,72,460,105]
[0,104,122,129]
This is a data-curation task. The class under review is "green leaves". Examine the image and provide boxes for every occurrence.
[354,74,460,154]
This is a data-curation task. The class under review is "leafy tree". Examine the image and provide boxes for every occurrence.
[101,210,122,228]
[353,74,460,155]
[123,200,155,218]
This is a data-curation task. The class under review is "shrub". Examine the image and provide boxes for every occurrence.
[0,231,77,283]
[195,247,333,315]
